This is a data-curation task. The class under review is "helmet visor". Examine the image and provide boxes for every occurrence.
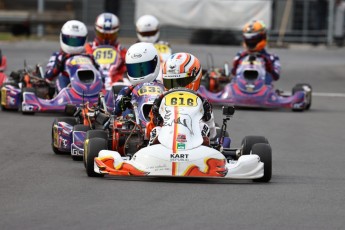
[95,30,118,44]
[163,76,195,90]
[243,33,266,49]
[126,56,158,78]
[61,34,86,47]
[137,30,158,37]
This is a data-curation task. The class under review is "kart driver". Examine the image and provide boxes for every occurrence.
[114,42,164,116]
[231,20,281,85]
[85,13,127,84]
[149,52,217,141]
[44,20,99,92]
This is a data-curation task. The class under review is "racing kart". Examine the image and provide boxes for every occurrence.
[51,92,114,160]
[52,82,164,161]
[199,55,312,111]
[92,45,130,90]
[84,89,272,182]
[19,54,115,114]
[1,63,55,111]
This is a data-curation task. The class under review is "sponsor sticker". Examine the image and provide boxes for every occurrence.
[170,153,189,162]
[176,143,185,150]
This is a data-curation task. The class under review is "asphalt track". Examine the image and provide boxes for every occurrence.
[1,41,345,230]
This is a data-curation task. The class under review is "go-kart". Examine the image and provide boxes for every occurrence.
[51,92,113,161]
[52,81,164,161]
[1,63,55,111]
[199,55,312,111]
[84,89,272,182]
[20,54,115,114]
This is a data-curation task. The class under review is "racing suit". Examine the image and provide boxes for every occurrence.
[231,49,281,85]
[150,88,217,140]
[85,41,127,84]
[44,51,98,92]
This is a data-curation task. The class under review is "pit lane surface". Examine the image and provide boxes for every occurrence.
[1,41,345,230]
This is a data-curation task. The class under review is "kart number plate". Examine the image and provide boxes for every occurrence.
[154,44,171,54]
[138,86,163,96]
[165,92,198,107]
[93,48,117,65]
[70,56,93,65]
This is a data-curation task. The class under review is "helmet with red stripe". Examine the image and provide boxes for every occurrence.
[95,13,120,45]
[162,53,202,91]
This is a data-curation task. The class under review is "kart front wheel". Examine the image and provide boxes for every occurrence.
[71,125,91,161]
[84,137,107,177]
[241,136,269,156]
[51,117,78,155]
[292,83,312,111]
[252,143,272,183]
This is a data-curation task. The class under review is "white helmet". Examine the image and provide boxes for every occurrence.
[125,42,160,85]
[60,20,87,54]
[95,13,120,45]
[136,15,160,43]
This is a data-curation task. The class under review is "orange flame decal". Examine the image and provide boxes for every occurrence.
[95,157,148,176]
[182,158,228,177]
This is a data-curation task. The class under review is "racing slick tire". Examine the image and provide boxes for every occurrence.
[21,87,36,115]
[83,130,108,167]
[51,117,78,155]
[292,83,312,111]
[71,125,91,161]
[252,143,272,183]
[1,82,19,111]
[241,136,269,156]
[84,137,107,177]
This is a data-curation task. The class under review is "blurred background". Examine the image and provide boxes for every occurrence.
[0,0,344,46]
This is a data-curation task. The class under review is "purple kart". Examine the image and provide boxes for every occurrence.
[2,54,115,114]
[199,56,312,111]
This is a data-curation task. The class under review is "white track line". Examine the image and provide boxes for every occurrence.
[313,92,345,97]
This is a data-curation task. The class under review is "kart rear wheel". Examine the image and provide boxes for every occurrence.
[241,136,269,156]
[51,117,78,155]
[84,137,107,177]
[252,143,272,183]
[71,125,91,161]
[21,87,36,115]
[292,83,312,111]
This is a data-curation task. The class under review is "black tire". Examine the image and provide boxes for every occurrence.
[51,117,78,155]
[292,83,312,111]
[84,137,107,177]
[83,130,108,166]
[241,136,269,156]
[21,87,36,115]
[252,143,272,183]
[86,129,108,140]
[1,82,19,111]
[71,125,91,161]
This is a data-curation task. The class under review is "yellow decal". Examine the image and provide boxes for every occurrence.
[1,88,7,106]
[165,91,198,107]
[137,86,163,96]
[70,56,93,65]
[93,48,117,65]
[154,43,171,54]
[53,125,59,148]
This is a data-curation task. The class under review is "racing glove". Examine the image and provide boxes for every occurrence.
[262,55,274,74]
[151,97,163,126]
[201,99,212,122]
[119,95,132,111]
